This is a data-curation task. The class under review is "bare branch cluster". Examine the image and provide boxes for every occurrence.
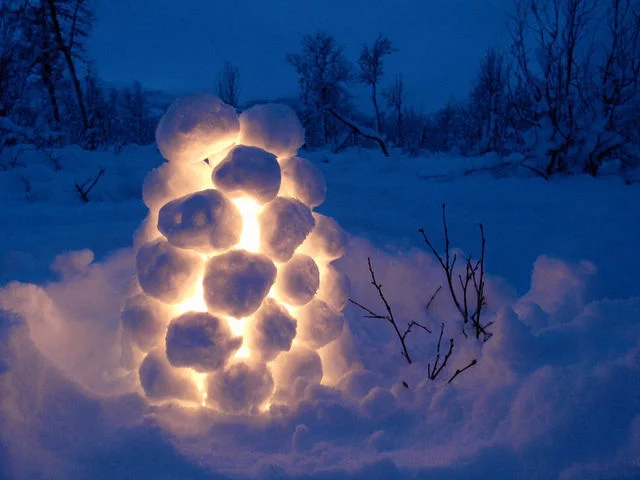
[74,165,104,202]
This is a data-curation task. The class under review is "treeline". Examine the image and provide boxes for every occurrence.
[285,0,640,176]
[0,0,159,151]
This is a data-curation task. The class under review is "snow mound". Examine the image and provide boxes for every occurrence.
[135,238,202,304]
[165,311,242,372]
[279,156,326,207]
[212,145,281,204]
[296,298,344,349]
[273,254,319,306]
[246,298,297,362]
[207,361,274,414]
[158,189,242,253]
[259,197,315,262]
[203,249,276,318]
[238,103,305,158]
[271,345,323,402]
[155,93,240,163]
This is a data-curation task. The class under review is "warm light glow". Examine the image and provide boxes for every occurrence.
[233,197,262,252]
[174,274,207,315]
[191,371,208,407]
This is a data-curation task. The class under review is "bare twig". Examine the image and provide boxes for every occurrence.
[428,323,454,381]
[349,257,433,364]
[74,166,105,202]
[419,204,490,341]
[447,359,478,384]
[326,107,389,156]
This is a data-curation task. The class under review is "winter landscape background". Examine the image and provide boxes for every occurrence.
[1,0,640,479]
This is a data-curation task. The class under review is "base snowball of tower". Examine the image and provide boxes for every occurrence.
[121,92,349,412]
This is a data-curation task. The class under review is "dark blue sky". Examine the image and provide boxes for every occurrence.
[89,0,510,112]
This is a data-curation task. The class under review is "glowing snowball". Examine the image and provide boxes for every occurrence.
[296,299,344,349]
[212,145,281,204]
[279,156,326,207]
[274,254,319,306]
[246,298,296,362]
[155,93,240,163]
[271,345,323,402]
[165,311,242,372]
[158,189,242,253]
[142,161,213,212]
[207,361,274,414]
[139,349,200,403]
[299,213,348,260]
[238,103,304,158]
[136,238,202,304]
[317,264,350,311]
[259,197,315,262]
[120,293,170,352]
[203,250,276,318]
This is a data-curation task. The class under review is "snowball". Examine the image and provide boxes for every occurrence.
[155,93,240,163]
[279,156,326,207]
[212,146,281,204]
[203,250,276,318]
[337,369,379,400]
[142,161,213,212]
[136,238,203,304]
[165,311,242,372]
[120,293,170,352]
[259,197,315,262]
[238,103,304,158]
[316,264,350,311]
[158,189,242,253]
[246,298,296,362]
[139,349,199,403]
[299,213,348,260]
[207,361,274,414]
[271,345,323,401]
[297,299,344,349]
[274,254,319,306]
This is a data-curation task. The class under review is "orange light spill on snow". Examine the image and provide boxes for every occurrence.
[233,197,262,252]
[191,371,208,407]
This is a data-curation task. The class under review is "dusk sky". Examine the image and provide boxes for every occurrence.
[89,0,511,112]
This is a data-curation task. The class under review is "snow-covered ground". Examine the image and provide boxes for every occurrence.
[1,141,639,479]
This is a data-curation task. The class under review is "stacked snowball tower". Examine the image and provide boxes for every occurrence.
[119,93,350,414]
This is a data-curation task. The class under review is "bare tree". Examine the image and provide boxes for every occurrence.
[469,48,511,153]
[383,74,406,146]
[216,61,241,108]
[358,34,395,134]
[287,31,353,146]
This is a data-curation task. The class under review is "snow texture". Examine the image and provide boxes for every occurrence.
[155,93,239,164]
[300,212,348,260]
[317,263,350,310]
[165,311,242,372]
[135,238,202,304]
[120,293,170,352]
[279,155,327,207]
[259,197,315,262]
[238,103,305,158]
[142,161,213,212]
[139,348,199,402]
[273,254,319,306]
[157,189,242,253]
[271,344,323,402]
[50,249,94,279]
[246,298,296,362]
[212,145,281,204]
[296,298,345,349]
[202,249,276,318]
[206,361,274,414]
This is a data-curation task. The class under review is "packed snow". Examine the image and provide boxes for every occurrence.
[1,97,639,480]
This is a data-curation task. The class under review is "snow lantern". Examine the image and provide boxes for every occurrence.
[121,94,349,413]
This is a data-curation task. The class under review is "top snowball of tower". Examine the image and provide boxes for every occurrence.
[155,93,240,163]
[238,103,305,158]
